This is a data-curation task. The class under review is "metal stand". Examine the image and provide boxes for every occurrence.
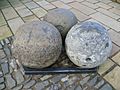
[23,66,98,75]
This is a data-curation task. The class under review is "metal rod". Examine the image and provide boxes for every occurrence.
[23,66,98,75]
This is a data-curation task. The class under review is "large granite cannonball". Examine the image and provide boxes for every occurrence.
[12,21,62,68]
[65,21,112,68]
[43,8,77,40]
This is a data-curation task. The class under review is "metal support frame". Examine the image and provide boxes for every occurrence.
[23,66,98,75]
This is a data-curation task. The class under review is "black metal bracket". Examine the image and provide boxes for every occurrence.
[23,66,98,75]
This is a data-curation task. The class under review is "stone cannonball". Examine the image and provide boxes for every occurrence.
[65,21,112,68]
[12,21,62,68]
[43,8,77,40]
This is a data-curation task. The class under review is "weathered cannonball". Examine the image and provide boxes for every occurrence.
[12,21,62,68]
[43,8,77,40]
[65,21,112,68]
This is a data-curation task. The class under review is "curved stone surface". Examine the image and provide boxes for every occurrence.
[43,8,77,40]
[12,21,62,68]
[65,21,112,68]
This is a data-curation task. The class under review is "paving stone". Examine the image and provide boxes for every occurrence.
[88,76,98,86]
[15,70,24,84]
[62,76,79,88]
[52,1,71,9]
[8,17,24,34]
[81,74,89,78]
[0,77,4,83]
[75,0,84,2]
[0,44,2,49]
[60,0,74,3]
[50,74,66,83]
[0,0,11,9]
[0,83,5,90]
[32,7,47,18]
[34,80,49,90]
[112,52,120,65]
[28,89,32,90]
[95,80,104,89]
[70,8,90,21]
[37,0,56,10]
[4,38,10,44]
[86,0,99,4]
[25,1,39,9]
[41,75,52,81]
[96,8,120,20]
[9,0,23,7]
[66,84,78,90]
[10,59,18,71]
[5,74,16,89]
[99,0,112,4]
[1,62,9,75]
[108,2,120,9]
[48,83,62,90]
[9,65,13,73]
[15,5,33,17]
[0,41,4,46]
[2,7,18,20]
[13,85,23,90]
[90,12,120,32]
[98,59,114,75]
[80,76,90,85]
[46,0,56,2]
[100,84,113,90]
[23,80,36,89]
[110,43,120,57]
[41,3,56,10]
[109,8,120,16]
[95,2,112,9]
[0,49,5,59]
[104,66,120,90]
[87,19,110,30]
[0,25,13,41]
[23,15,39,22]
[108,29,120,46]
[36,0,50,7]
[75,85,82,90]
[0,71,3,77]
[69,2,96,15]
[118,18,120,22]
[61,75,69,82]
[21,0,32,3]
[3,46,11,59]
[0,11,6,26]
[81,1,99,9]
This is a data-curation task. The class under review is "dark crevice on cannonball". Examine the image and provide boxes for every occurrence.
[86,58,92,62]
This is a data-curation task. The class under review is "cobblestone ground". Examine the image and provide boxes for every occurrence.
[0,0,120,90]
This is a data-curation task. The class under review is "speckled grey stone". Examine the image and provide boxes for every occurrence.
[23,80,35,89]
[34,80,49,90]
[0,77,4,83]
[0,83,5,90]
[12,21,62,68]
[5,74,16,89]
[14,70,24,84]
[65,21,112,68]
[100,84,113,90]
[1,62,9,75]
[43,8,77,40]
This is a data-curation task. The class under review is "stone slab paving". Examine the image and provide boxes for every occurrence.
[0,0,120,90]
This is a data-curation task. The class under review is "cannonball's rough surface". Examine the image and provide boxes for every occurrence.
[65,21,112,68]
[43,8,77,39]
[12,21,62,68]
